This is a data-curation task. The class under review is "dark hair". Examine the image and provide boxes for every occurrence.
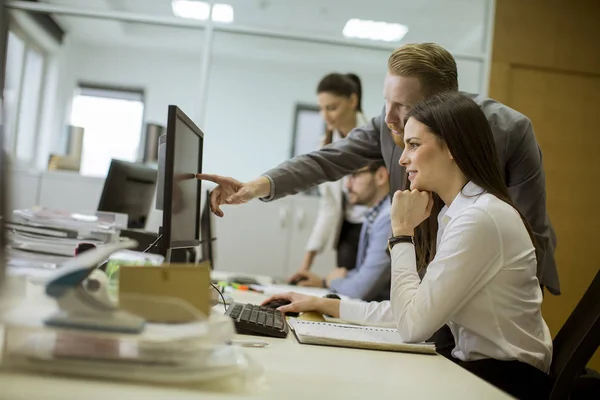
[317,73,363,146]
[404,92,536,272]
[317,73,363,112]
[366,160,386,172]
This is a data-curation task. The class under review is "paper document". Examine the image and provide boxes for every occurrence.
[288,320,436,355]
[258,284,349,299]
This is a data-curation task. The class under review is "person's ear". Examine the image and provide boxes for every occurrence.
[375,167,388,185]
[349,93,358,111]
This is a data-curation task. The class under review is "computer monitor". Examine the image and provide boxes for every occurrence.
[97,159,157,229]
[200,189,215,268]
[159,106,203,257]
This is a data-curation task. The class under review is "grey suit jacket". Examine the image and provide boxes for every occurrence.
[264,93,559,294]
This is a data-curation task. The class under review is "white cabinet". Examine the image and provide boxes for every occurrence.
[214,198,289,278]
[213,194,337,279]
[8,168,105,213]
[7,168,41,211]
[38,171,104,212]
[285,195,337,278]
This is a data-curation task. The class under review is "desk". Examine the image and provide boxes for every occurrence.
[0,275,513,400]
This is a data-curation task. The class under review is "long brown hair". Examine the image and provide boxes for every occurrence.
[317,73,363,146]
[405,92,537,272]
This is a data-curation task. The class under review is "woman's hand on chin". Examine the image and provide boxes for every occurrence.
[391,189,434,235]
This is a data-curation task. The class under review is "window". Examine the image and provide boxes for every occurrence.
[15,48,44,162]
[290,103,326,158]
[3,28,47,165]
[4,31,25,153]
[69,86,145,177]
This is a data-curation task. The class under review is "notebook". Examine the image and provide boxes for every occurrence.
[289,320,437,355]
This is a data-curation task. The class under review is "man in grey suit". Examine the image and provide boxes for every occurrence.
[199,43,559,298]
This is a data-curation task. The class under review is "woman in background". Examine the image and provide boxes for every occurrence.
[291,73,368,279]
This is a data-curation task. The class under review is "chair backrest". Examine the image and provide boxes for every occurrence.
[550,269,600,399]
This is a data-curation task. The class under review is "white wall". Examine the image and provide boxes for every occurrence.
[46,34,483,181]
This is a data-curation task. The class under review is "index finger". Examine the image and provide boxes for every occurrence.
[196,173,226,184]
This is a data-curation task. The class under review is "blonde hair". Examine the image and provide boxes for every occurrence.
[387,43,459,95]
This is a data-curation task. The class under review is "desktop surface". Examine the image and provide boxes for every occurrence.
[0,274,513,400]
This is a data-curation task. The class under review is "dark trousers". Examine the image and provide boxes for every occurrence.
[430,326,552,399]
[336,219,362,270]
[455,358,552,399]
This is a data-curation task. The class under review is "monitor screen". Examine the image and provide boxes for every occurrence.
[98,159,157,229]
[162,106,203,251]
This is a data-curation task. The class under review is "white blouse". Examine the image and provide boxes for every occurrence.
[339,182,553,372]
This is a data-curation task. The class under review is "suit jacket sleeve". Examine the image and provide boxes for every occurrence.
[262,114,384,201]
[505,116,559,294]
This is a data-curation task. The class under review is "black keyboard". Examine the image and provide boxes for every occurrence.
[225,302,289,338]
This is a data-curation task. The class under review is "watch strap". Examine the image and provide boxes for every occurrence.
[388,235,415,251]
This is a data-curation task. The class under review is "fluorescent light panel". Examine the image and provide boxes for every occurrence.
[343,18,408,42]
[171,0,234,23]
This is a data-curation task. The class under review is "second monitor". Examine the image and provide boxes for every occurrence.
[98,159,157,229]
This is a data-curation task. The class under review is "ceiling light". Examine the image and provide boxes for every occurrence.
[212,3,234,23]
[171,1,234,23]
[342,19,408,42]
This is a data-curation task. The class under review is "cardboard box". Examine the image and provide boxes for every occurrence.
[118,262,211,323]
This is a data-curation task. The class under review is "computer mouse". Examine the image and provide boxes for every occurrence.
[263,299,299,317]
[289,276,308,286]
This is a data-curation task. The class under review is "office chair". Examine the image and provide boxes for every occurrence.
[549,269,600,399]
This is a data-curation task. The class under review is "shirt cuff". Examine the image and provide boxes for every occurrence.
[390,243,417,270]
[258,174,276,202]
[339,299,364,322]
[328,277,343,293]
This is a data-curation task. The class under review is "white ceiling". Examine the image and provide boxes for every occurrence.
[37,0,489,57]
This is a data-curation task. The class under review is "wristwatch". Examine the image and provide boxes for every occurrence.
[387,235,415,252]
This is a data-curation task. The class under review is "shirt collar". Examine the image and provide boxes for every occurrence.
[438,181,486,224]
[365,195,390,224]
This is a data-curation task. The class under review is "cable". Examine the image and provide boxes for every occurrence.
[211,282,228,311]
[142,234,163,253]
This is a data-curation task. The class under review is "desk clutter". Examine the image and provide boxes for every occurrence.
[0,243,260,391]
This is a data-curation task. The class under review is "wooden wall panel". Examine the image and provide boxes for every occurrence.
[490,0,600,371]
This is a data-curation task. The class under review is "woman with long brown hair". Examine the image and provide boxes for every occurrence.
[266,92,552,399]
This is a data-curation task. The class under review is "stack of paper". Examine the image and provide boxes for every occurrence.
[4,207,128,270]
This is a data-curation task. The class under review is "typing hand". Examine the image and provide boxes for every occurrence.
[197,174,270,217]
[288,271,322,287]
[261,292,319,314]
